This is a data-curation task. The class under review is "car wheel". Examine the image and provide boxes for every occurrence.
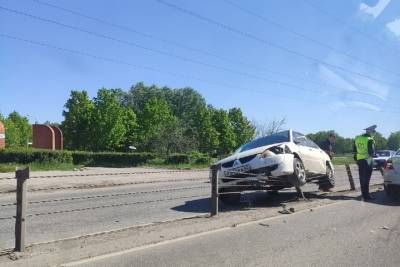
[319,163,335,190]
[219,188,241,205]
[288,158,307,187]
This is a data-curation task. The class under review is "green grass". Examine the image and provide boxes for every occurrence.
[332,154,355,165]
[143,158,210,170]
[0,162,81,173]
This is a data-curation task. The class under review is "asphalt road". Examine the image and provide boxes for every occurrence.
[68,190,400,267]
[0,166,383,251]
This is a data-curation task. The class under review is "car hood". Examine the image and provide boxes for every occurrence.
[215,142,288,165]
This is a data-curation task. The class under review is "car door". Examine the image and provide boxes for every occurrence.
[305,138,327,174]
[392,151,400,174]
[292,132,315,173]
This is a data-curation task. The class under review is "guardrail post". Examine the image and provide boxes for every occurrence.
[15,167,29,252]
[210,164,220,216]
[345,164,356,191]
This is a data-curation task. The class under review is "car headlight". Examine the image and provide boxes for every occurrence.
[259,149,276,159]
[259,145,289,159]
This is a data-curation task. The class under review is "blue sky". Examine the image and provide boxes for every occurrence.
[1,0,399,138]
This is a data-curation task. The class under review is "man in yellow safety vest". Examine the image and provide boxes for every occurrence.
[354,125,376,201]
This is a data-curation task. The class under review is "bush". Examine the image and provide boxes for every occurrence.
[88,152,156,167]
[165,153,190,164]
[0,149,73,164]
[165,152,210,165]
[0,149,156,167]
[188,151,209,164]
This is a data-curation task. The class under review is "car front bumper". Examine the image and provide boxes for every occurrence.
[218,154,295,180]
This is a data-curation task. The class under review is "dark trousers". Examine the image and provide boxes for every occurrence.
[357,159,373,198]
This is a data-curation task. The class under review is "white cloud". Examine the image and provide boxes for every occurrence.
[345,74,389,100]
[330,100,381,112]
[359,0,391,19]
[387,18,400,37]
[318,64,389,100]
[347,101,381,111]
[319,65,360,93]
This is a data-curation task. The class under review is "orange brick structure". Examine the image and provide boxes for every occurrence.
[32,124,55,150]
[50,126,63,150]
[0,121,5,149]
[32,124,64,150]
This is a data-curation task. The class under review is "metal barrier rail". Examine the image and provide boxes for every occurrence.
[0,193,208,221]
[5,168,209,252]
[0,185,208,207]
[210,163,383,216]
[0,169,208,181]
[0,177,208,194]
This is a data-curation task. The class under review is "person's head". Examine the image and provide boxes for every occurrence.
[364,125,377,136]
[328,132,336,143]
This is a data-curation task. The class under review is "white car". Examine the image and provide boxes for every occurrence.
[213,130,335,204]
[383,150,400,198]
[373,150,396,170]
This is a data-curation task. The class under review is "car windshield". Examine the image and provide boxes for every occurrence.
[376,151,390,157]
[238,131,290,153]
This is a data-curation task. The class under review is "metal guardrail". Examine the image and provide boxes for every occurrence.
[4,164,384,252]
[4,169,208,253]
[210,163,384,216]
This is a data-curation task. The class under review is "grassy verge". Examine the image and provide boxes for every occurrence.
[0,162,81,173]
[143,158,210,170]
[332,155,355,165]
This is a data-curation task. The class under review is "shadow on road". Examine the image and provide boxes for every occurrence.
[172,191,318,213]
[172,188,400,214]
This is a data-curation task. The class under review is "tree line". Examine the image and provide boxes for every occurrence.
[1,82,400,155]
[61,83,255,155]
[307,131,400,154]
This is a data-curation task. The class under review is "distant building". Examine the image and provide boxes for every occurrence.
[32,124,63,150]
[0,121,5,149]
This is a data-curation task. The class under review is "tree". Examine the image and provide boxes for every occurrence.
[373,132,387,150]
[136,98,176,153]
[61,90,94,150]
[211,108,236,155]
[307,131,354,154]
[123,108,139,151]
[228,108,255,146]
[387,131,400,150]
[3,112,32,149]
[91,89,137,151]
[194,106,219,154]
[252,117,286,138]
[152,119,195,154]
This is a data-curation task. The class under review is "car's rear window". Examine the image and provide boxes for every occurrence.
[376,151,390,157]
[238,131,289,153]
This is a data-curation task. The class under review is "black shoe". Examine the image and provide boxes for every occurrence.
[363,196,375,201]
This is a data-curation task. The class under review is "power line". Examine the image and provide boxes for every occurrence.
[1,33,398,114]
[0,5,356,98]
[302,0,400,57]
[23,1,398,101]
[222,0,400,77]
[154,0,399,88]
[1,5,398,108]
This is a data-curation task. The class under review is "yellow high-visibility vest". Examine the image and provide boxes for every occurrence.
[355,135,374,160]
